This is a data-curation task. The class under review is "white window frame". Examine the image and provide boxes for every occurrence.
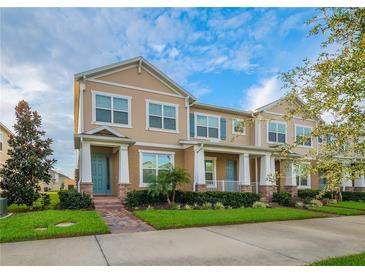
[139,150,175,187]
[204,156,217,188]
[91,90,132,128]
[145,99,179,134]
[232,118,246,135]
[194,112,221,141]
[295,163,311,189]
[267,120,287,144]
[295,124,313,148]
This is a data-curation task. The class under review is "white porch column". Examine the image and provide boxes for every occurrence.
[194,145,206,191]
[341,172,352,191]
[260,155,272,185]
[119,145,130,184]
[81,142,92,183]
[285,161,297,187]
[239,153,250,185]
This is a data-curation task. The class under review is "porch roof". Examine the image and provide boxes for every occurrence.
[74,133,136,149]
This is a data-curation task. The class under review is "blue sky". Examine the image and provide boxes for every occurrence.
[0,8,324,177]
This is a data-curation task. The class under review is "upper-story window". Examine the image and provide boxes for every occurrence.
[295,163,311,188]
[93,91,131,127]
[268,121,286,143]
[232,119,245,135]
[195,113,220,139]
[146,100,178,132]
[0,132,3,151]
[295,125,312,147]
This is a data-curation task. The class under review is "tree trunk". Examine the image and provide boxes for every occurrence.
[172,189,176,204]
[167,195,171,205]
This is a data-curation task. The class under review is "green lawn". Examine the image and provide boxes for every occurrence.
[134,208,326,229]
[8,192,60,213]
[309,206,365,216]
[310,252,365,266]
[0,210,109,243]
[329,201,365,211]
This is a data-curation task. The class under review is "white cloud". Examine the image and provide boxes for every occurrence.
[279,12,306,37]
[168,47,179,59]
[240,76,284,110]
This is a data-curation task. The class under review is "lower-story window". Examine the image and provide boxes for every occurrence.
[295,163,311,188]
[140,151,174,186]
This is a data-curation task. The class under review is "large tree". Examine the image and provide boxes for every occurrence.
[0,100,56,207]
[281,8,365,194]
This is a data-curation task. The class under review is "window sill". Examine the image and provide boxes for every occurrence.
[194,136,221,142]
[232,132,246,136]
[145,127,179,134]
[92,121,132,128]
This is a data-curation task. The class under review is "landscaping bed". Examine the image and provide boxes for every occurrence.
[133,207,326,230]
[309,251,365,266]
[0,210,109,243]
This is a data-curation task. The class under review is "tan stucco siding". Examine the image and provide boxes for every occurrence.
[190,106,254,146]
[0,126,11,167]
[83,80,188,145]
[96,66,178,95]
[205,152,239,181]
[127,145,191,191]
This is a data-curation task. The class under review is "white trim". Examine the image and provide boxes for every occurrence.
[232,118,246,135]
[204,156,217,187]
[87,78,185,99]
[294,124,313,148]
[185,97,190,140]
[135,142,187,149]
[139,149,175,187]
[295,163,312,189]
[79,80,85,134]
[264,110,316,122]
[266,120,288,144]
[85,125,125,138]
[91,90,132,128]
[143,66,182,97]
[194,112,221,141]
[91,64,138,79]
[145,99,179,133]
[119,145,130,184]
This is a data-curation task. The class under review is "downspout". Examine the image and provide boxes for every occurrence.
[185,96,190,140]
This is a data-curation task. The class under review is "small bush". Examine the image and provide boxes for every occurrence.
[58,189,94,210]
[146,205,154,210]
[295,201,304,208]
[202,202,212,209]
[170,203,181,210]
[183,204,193,210]
[213,202,225,210]
[309,199,323,208]
[252,201,267,208]
[40,193,51,208]
[342,192,365,201]
[272,192,292,206]
[328,199,338,205]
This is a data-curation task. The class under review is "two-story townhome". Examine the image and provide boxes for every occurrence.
[73,57,365,201]
[0,122,13,168]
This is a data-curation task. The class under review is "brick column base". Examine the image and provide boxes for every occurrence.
[196,184,207,192]
[119,184,131,202]
[239,185,252,193]
[259,185,277,202]
[354,187,365,192]
[284,185,298,198]
[80,183,93,197]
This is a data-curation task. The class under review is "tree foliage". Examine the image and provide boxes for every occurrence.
[281,8,365,193]
[0,100,56,207]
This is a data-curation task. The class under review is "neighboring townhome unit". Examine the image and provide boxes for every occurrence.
[73,57,365,201]
[0,122,13,168]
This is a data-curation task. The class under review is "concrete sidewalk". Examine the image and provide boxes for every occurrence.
[1,216,365,266]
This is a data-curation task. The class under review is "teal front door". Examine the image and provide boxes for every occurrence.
[91,153,111,195]
[226,160,236,192]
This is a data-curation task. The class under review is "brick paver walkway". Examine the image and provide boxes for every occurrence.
[93,196,154,234]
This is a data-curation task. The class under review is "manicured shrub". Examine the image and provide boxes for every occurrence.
[213,202,225,210]
[126,190,260,208]
[298,189,331,201]
[170,203,181,210]
[309,199,323,207]
[272,192,292,205]
[40,193,51,208]
[183,204,193,210]
[341,192,365,202]
[295,201,304,208]
[252,201,267,208]
[58,189,94,210]
[202,202,212,209]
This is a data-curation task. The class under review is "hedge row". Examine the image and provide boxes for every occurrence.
[126,190,261,208]
[297,189,365,201]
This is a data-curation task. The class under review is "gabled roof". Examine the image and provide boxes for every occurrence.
[0,122,13,135]
[253,94,305,113]
[193,102,253,117]
[84,125,125,138]
[74,56,196,100]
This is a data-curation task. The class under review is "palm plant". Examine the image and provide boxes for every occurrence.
[147,167,190,206]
